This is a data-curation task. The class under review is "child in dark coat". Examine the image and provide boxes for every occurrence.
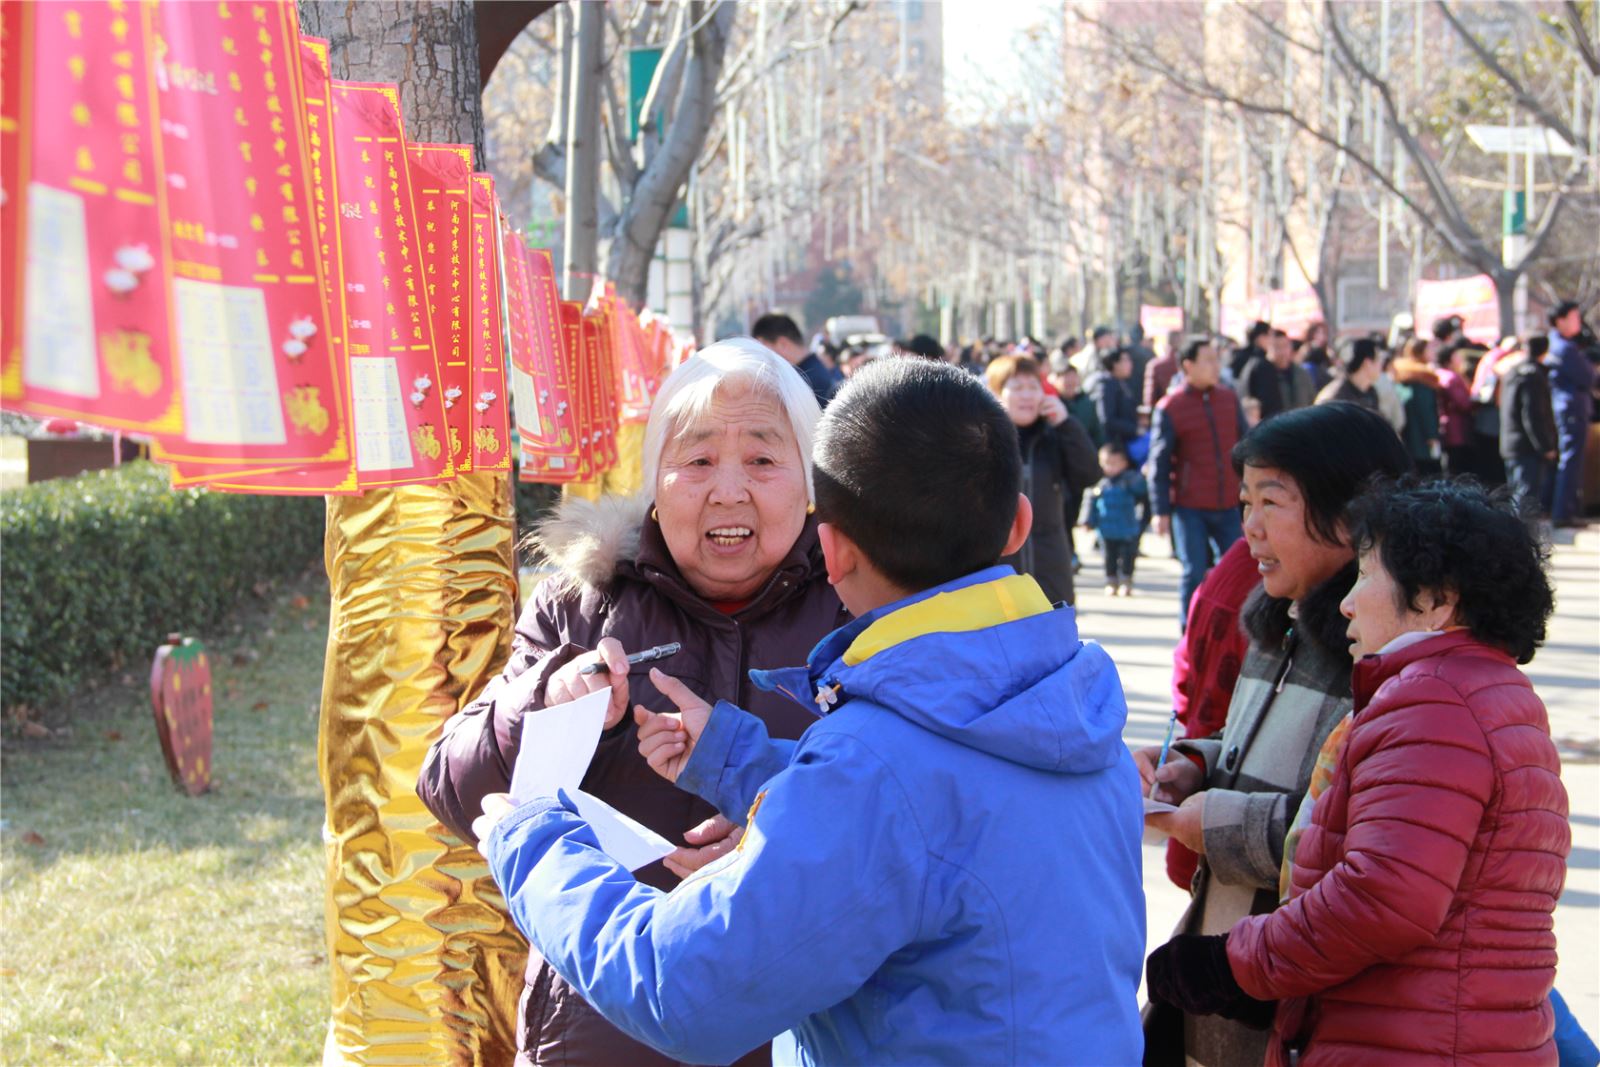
[1081,443,1149,596]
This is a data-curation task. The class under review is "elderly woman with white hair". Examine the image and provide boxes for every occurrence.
[419,338,846,1067]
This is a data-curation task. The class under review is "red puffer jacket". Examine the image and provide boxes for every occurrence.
[1227,629,1569,1066]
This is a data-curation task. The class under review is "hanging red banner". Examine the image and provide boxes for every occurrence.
[407,141,473,473]
[3,0,182,434]
[557,299,596,481]
[324,80,452,487]
[584,310,618,472]
[517,245,581,481]
[146,0,347,470]
[467,174,509,472]
[170,33,358,494]
[1,0,24,394]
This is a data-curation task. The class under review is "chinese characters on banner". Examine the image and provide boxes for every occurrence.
[4,0,181,433]
[467,174,509,471]
[407,142,474,472]
[149,0,347,471]
[172,32,358,493]
[326,80,451,487]
[0,1,663,492]
[514,243,581,481]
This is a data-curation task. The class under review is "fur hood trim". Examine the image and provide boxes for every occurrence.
[1242,558,1356,671]
[526,493,651,594]
[1392,355,1440,389]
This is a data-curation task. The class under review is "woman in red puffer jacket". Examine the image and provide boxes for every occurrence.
[1148,478,1569,1066]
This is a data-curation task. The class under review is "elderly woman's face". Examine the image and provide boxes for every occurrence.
[1239,465,1352,602]
[655,383,808,602]
[1340,547,1444,658]
[999,372,1043,426]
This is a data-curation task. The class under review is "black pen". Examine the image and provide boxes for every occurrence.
[578,642,682,676]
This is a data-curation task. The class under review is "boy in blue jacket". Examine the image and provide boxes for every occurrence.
[475,358,1146,1066]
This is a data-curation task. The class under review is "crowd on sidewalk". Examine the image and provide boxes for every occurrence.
[415,305,1597,1066]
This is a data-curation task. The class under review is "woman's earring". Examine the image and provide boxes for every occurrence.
[650,507,659,522]
[807,503,816,515]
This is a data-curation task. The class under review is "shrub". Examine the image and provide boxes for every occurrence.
[1,461,325,711]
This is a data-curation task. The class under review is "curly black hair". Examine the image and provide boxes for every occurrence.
[1346,477,1553,663]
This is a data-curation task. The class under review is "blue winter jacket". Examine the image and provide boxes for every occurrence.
[483,567,1147,1066]
[1083,470,1149,542]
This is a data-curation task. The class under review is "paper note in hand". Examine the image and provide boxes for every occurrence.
[508,686,675,872]
[1143,796,1180,817]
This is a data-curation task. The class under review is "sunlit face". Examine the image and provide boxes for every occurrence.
[655,383,808,602]
[1184,344,1221,390]
[1239,465,1352,602]
[1000,372,1044,426]
[1340,546,1443,658]
[1051,369,1080,398]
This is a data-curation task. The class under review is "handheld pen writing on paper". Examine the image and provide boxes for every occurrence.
[1150,712,1178,800]
[578,642,683,676]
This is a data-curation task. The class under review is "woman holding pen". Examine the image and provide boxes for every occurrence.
[1135,403,1411,1067]
[1146,478,1570,1066]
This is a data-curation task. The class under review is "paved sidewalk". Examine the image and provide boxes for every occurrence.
[1075,527,1599,1033]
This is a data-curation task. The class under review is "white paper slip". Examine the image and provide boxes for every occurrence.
[507,686,674,872]
[508,685,610,797]
[1143,797,1180,817]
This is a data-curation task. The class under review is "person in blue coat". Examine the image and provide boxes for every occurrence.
[475,358,1147,1066]
[1543,300,1596,526]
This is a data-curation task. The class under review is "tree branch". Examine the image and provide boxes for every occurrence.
[1434,1,1580,148]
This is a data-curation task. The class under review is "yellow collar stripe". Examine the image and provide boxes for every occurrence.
[841,574,1053,667]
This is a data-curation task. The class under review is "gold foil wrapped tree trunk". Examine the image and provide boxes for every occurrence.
[319,476,524,1066]
[300,2,526,1063]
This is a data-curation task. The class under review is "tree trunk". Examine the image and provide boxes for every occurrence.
[561,1,602,299]
[298,5,524,1065]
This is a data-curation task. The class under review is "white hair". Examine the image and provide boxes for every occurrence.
[642,337,821,503]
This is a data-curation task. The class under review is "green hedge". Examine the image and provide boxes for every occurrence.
[1,461,325,711]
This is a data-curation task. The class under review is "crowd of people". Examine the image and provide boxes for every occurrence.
[414,300,1594,1066]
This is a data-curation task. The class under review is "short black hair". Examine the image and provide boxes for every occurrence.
[1179,337,1210,365]
[1337,336,1378,376]
[1348,477,1553,663]
[1098,347,1127,374]
[1432,315,1462,342]
[1548,300,1580,327]
[1247,320,1271,344]
[902,334,943,360]
[814,358,1021,591]
[1093,325,1115,341]
[751,312,803,346]
[1232,402,1412,545]
[1527,335,1550,359]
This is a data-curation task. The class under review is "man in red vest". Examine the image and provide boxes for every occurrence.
[1148,339,1249,628]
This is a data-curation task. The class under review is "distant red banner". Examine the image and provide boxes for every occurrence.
[468,174,509,471]
[407,141,473,472]
[4,0,181,434]
[149,0,346,470]
[1416,274,1500,346]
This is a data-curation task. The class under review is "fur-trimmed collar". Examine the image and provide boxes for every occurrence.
[1392,355,1440,389]
[1242,558,1356,670]
[524,493,652,595]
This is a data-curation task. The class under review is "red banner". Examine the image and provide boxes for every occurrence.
[1415,274,1500,346]
[325,80,452,487]
[4,0,181,434]
[588,309,619,470]
[147,0,347,471]
[407,141,473,472]
[516,245,581,481]
[171,33,357,493]
[1,0,24,395]
[467,174,509,471]
[558,300,596,481]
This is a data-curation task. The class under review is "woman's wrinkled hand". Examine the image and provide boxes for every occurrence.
[1146,792,1206,854]
[663,814,743,879]
[545,637,631,728]
[635,668,711,782]
[1134,743,1204,805]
